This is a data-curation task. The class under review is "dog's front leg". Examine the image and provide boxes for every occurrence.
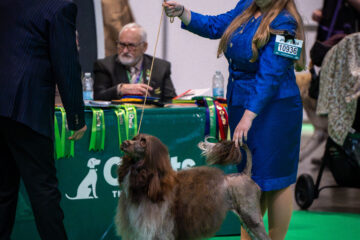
[238,212,269,240]
[92,174,98,199]
[92,187,98,198]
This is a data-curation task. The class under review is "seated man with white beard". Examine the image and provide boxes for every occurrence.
[93,23,177,103]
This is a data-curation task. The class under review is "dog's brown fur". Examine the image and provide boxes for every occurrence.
[115,134,270,240]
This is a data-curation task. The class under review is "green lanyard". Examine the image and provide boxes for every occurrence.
[89,108,105,151]
[126,70,143,84]
[54,107,74,159]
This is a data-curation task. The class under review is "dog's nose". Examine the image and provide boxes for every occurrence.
[121,140,130,150]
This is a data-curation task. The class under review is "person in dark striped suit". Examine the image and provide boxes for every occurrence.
[0,0,87,239]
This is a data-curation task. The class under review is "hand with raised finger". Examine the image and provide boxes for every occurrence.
[120,83,153,96]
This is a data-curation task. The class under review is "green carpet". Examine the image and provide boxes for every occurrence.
[302,123,314,135]
[209,211,360,240]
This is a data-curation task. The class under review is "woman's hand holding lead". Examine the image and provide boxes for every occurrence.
[163,1,184,17]
[163,1,191,25]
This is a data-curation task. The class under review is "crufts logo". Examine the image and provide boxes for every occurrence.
[65,158,101,200]
[66,156,196,200]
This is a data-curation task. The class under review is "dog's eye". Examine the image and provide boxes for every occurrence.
[140,138,146,146]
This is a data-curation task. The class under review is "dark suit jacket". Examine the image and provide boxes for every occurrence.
[0,0,85,139]
[93,54,177,103]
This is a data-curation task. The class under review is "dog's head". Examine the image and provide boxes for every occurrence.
[87,158,101,169]
[118,134,176,203]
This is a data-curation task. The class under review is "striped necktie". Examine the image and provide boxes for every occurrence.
[130,67,137,84]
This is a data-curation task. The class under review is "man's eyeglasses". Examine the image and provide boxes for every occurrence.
[116,41,143,51]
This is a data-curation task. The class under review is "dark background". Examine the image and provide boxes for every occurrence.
[73,0,98,73]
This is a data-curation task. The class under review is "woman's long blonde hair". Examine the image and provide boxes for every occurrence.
[218,0,305,71]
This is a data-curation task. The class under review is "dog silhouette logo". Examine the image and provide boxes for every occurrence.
[65,158,101,200]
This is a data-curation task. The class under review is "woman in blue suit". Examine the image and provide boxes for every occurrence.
[164,0,305,239]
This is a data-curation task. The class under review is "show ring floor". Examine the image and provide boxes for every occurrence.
[211,123,360,239]
[209,211,360,240]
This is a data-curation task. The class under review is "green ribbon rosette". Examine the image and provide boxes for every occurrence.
[54,107,74,159]
[89,108,106,151]
[113,104,138,149]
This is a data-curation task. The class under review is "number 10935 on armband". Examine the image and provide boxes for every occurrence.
[274,35,303,60]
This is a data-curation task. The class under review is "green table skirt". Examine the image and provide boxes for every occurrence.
[13,107,240,240]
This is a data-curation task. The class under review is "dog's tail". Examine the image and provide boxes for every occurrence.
[65,193,78,200]
[199,139,241,165]
[242,144,252,176]
[198,139,252,176]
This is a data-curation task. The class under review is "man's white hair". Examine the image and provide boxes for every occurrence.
[119,23,147,42]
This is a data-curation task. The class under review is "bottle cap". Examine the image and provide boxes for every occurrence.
[85,72,91,77]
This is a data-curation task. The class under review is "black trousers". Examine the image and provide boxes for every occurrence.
[0,117,67,240]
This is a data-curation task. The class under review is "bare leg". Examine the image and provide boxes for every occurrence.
[266,187,293,240]
[241,227,251,240]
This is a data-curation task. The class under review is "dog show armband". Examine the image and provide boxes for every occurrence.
[274,33,303,60]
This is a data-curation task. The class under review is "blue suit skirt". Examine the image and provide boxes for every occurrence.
[228,95,303,191]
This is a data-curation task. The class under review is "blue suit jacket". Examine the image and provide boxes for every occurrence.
[0,0,85,138]
[182,0,301,115]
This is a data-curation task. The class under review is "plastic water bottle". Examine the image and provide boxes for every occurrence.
[212,71,224,98]
[82,72,93,101]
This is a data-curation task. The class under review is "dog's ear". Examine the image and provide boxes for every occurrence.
[144,136,172,172]
[143,135,176,202]
[144,136,167,203]
[87,158,94,168]
[147,171,163,202]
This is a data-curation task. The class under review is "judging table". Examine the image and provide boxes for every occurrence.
[12,107,240,240]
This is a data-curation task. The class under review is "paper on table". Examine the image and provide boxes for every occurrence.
[173,88,210,100]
